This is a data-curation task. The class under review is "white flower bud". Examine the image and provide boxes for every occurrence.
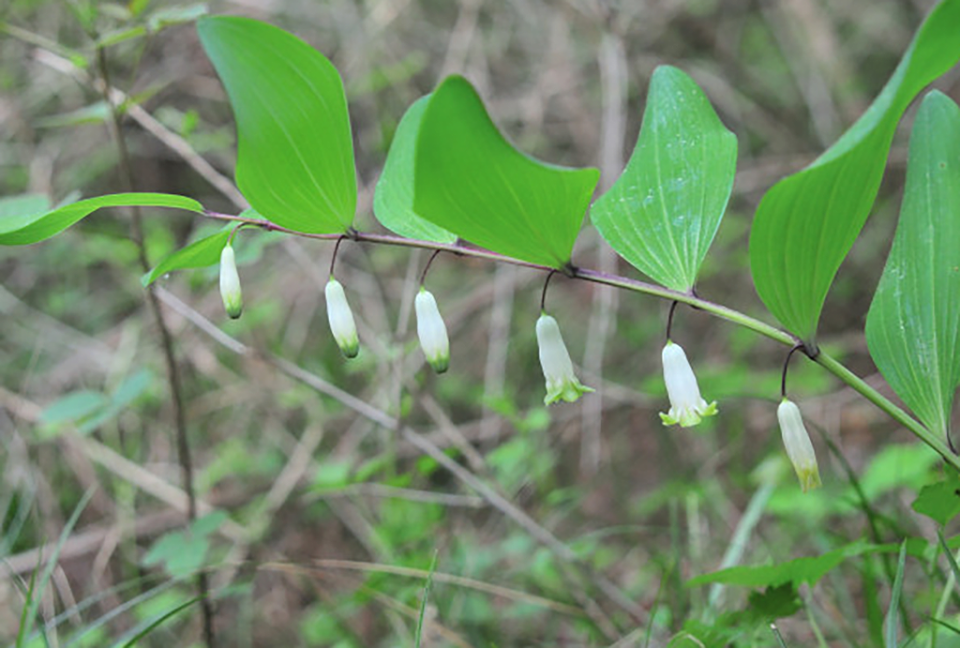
[777,399,822,492]
[415,289,449,373]
[325,278,359,358]
[219,243,242,319]
[659,340,717,427]
[536,314,594,405]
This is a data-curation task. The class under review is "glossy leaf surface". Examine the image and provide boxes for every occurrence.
[373,96,457,243]
[413,75,599,268]
[0,193,203,246]
[591,65,736,292]
[749,0,960,345]
[198,16,356,234]
[866,91,960,438]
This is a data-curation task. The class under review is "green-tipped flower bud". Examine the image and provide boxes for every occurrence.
[659,341,717,427]
[219,243,243,319]
[415,288,449,374]
[536,314,594,405]
[777,398,822,492]
[325,278,359,358]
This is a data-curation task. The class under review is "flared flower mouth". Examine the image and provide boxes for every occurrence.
[659,340,717,427]
[536,314,594,405]
[777,399,822,492]
[415,288,450,373]
[325,278,359,358]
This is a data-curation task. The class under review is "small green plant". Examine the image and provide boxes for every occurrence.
[3,0,960,645]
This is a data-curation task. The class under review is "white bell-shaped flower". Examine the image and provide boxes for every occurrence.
[536,314,593,405]
[415,288,449,374]
[219,243,243,319]
[659,340,717,427]
[325,278,359,358]
[777,398,822,492]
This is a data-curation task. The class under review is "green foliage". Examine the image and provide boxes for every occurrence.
[142,224,232,286]
[866,91,960,439]
[686,538,884,588]
[142,511,228,579]
[373,96,457,243]
[38,369,154,438]
[591,65,737,292]
[197,16,357,234]
[884,543,907,648]
[749,0,960,345]
[912,476,960,526]
[16,489,94,648]
[0,193,203,245]
[413,75,600,268]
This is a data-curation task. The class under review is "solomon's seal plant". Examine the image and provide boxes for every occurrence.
[325,277,359,358]
[218,242,243,319]
[777,398,822,492]
[415,288,450,374]
[535,313,593,405]
[659,340,717,428]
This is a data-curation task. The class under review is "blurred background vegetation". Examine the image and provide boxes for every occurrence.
[1,0,959,646]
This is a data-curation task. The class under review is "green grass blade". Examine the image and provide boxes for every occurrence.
[749,0,960,346]
[16,487,95,647]
[414,551,439,648]
[114,595,201,648]
[884,542,907,648]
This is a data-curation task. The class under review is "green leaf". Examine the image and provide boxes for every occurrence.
[197,16,356,234]
[0,194,51,224]
[39,391,107,425]
[76,369,154,435]
[373,96,456,244]
[686,539,882,588]
[413,75,599,268]
[143,224,232,286]
[34,102,110,128]
[142,530,209,578]
[0,192,203,246]
[749,0,960,346]
[746,584,802,620]
[591,65,737,292]
[146,3,208,32]
[866,91,960,439]
[912,476,960,527]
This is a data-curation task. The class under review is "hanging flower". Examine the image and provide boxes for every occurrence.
[219,243,243,319]
[659,340,717,427]
[536,314,593,405]
[325,278,359,358]
[415,288,450,374]
[777,398,822,492]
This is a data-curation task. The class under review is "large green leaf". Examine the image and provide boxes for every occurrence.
[373,95,457,244]
[0,193,203,245]
[865,91,960,439]
[591,66,737,292]
[749,0,960,346]
[413,75,599,268]
[197,16,356,234]
[142,224,232,286]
